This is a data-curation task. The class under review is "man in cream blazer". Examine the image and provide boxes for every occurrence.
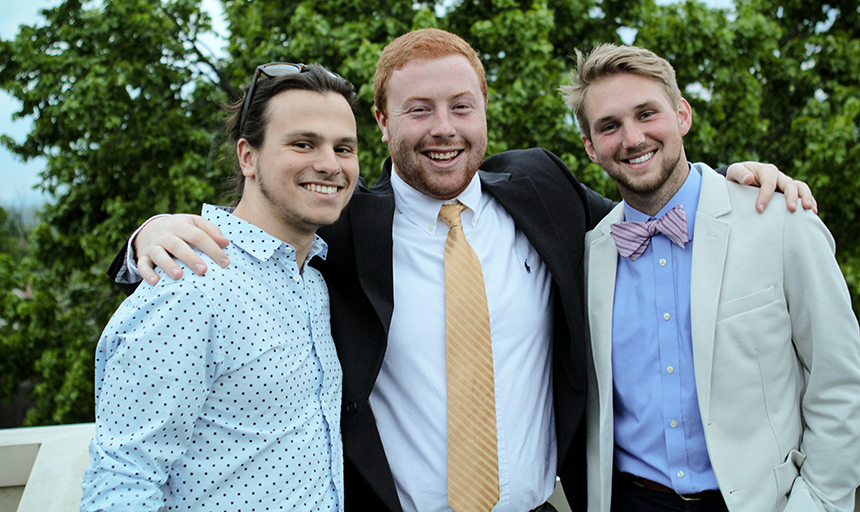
[563,44,860,511]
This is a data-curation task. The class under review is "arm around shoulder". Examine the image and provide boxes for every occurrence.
[106,213,229,296]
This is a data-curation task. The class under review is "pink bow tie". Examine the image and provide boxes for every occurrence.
[610,205,689,261]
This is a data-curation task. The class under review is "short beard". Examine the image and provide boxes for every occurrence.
[388,137,485,200]
[616,148,680,196]
[610,147,689,215]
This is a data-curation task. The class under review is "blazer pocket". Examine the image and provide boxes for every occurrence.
[773,449,805,498]
[717,286,777,322]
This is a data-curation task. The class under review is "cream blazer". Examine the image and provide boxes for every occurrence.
[583,164,860,512]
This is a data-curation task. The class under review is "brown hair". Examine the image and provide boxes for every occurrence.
[223,64,356,201]
[561,43,681,140]
[373,28,488,117]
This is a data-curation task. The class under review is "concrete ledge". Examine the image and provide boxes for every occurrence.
[0,423,94,512]
[0,423,854,511]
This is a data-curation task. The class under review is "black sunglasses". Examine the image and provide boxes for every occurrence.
[238,62,309,137]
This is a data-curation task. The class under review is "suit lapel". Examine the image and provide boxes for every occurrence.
[585,206,624,414]
[350,187,396,334]
[480,170,575,287]
[690,167,731,422]
[583,205,624,510]
[339,165,401,511]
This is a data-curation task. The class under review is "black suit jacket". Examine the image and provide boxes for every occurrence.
[108,147,615,511]
[315,148,613,511]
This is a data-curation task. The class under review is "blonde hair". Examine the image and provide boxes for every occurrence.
[561,43,681,140]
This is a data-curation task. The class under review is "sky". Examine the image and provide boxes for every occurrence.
[0,0,733,209]
[0,0,227,209]
[0,0,58,208]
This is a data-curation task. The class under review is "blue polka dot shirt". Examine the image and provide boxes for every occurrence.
[81,204,344,511]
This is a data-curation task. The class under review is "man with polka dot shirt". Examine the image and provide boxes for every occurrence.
[81,63,359,511]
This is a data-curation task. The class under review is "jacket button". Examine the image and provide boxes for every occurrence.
[346,402,358,414]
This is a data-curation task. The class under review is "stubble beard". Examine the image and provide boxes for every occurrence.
[256,160,323,236]
[612,146,686,210]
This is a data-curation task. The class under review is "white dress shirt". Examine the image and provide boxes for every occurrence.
[82,204,344,511]
[368,168,557,512]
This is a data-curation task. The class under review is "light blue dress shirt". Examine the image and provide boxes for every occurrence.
[611,164,720,493]
[81,204,344,511]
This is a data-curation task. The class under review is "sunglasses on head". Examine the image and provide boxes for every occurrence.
[238,62,309,137]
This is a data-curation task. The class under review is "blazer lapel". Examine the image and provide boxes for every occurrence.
[338,165,401,511]
[350,190,395,334]
[479,170,575,287]
[585,206,624,410]
[690,167,731,422]
[584,205,624,510]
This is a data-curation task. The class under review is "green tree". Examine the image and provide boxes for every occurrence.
[0,206,29,260]
[0,0,235,425]
[0,0,857,425]
[631,0,860,315]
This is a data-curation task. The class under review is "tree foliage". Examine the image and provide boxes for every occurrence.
[0,0,858,425]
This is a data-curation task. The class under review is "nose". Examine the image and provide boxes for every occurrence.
[621,124,645,149]
[313,146,341,175]
[430,110,456,138]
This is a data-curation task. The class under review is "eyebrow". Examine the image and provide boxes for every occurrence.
[402,91,477,105]
[593,100,662,127]
[283,131,358,145]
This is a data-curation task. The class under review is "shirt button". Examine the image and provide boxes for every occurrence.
[677,470,685,479]
[663,312,671,320]
[659,259,667,266]
[429,226,435,232]
[667,366,675,374]
[670,420,678,428]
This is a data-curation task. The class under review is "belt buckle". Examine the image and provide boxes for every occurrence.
[678,493,705,502]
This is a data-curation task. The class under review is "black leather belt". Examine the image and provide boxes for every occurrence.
[622,473,722,502]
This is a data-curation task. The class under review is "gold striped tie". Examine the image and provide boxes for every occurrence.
[438,203,499,512]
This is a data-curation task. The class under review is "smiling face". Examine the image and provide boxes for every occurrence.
[235,89,358,245]
[582,72,692,214]
[375,54,488,200]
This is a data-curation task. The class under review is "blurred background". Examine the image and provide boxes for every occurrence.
[0,0,857,429]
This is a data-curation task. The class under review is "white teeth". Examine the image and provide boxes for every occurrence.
[627,151,655,164]
[305,184,338,194]
[428,150,459,160]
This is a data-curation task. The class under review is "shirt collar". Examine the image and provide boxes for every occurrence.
[201,204,328,264]
[621,162,702,238]
[390,165,485,235]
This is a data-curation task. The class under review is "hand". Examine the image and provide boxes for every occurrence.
[726,162,818,214]
[135,214,230,286]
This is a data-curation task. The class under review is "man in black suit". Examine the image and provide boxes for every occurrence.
[112,29,812,512]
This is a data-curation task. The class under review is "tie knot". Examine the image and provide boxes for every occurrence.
[439,203,468,229]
